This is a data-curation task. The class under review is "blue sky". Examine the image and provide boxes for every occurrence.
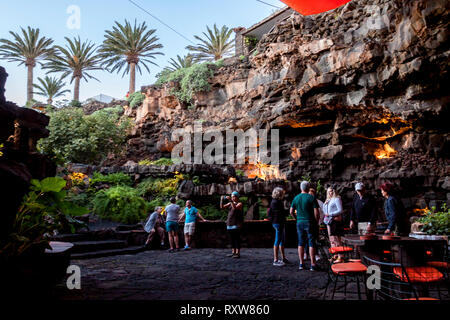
[0,0,285,106]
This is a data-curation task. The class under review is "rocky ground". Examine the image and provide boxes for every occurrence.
[53,248,334,300]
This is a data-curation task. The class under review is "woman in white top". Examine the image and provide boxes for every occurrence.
[322,186,344,263]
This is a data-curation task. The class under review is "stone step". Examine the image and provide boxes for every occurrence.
[49,233,93,242]
[70,246,146,260]
[70,240,128,253]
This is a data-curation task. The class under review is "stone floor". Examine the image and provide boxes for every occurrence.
[52,248,336,300]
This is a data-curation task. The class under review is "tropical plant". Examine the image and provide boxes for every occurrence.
[99,20,164,94]
[136,173,184,198]
[92,185,148,224]
[90,172,133,187]
[43,37,102,101]
[417,204,450,235]
[0,26,54,103]
[33,76,70,105]
[186,24,234,62]
[127,91,145,108]
[166,54,197,72]
[0,177,88,260]
[38,108,131,165]
[155,62,214,103]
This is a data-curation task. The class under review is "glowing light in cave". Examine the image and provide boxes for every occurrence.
[245,162,286,181]
[291,147,302,160]
[411,208,430,216]
[374,143,397,159]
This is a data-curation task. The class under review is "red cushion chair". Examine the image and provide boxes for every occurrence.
[426,261,450,270]
[403,297,439,300]
[393,266,444,283]
[329,246,353,254]
[331,262,367,275]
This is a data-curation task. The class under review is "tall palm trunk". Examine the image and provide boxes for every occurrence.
[74,76,81,101]
[27,64,34,103]
[47,98,53,105]
[129,62,136,94]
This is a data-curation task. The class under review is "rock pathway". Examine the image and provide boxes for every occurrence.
[53,248,334,300]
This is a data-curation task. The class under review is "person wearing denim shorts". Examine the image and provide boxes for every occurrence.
[290,181,320,271]
[165,197,181,252]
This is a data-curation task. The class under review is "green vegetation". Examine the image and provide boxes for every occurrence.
[0,26,55,103]
[90,172,133,187]
[166,54,197,72]
[92,185,148,224]
[138,157,174,166]
[155,62,214,104]
[127,91,145,108]
[186,24,234,62]
[0,177,88,260]
[417,204,450,235]
[33,76,70,105]
[99,20,164,94]
[68,99,82,108]
[38,107,131,165]
[43,36,103,101]
[136,173,184,198]
[244,36,258,48]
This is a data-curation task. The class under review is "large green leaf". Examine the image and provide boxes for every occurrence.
[38,177,67,193]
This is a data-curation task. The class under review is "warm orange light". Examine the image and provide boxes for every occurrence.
[228,177,237,184]
[245,162,286,181]
[412,208,430,216]
[374,143,397,159]
[291,147,301,160]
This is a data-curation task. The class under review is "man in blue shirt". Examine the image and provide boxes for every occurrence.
[178,200,207,250]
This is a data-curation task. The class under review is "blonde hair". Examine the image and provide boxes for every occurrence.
[272,187,285,200]
[326,187,339,202]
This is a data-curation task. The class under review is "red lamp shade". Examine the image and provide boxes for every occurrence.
[280,0,352,15]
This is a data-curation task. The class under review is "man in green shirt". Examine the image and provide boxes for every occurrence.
[290,181,320,271]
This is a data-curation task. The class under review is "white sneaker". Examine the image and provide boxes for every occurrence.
[273,260,285,266]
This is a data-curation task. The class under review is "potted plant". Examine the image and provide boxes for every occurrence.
[410,204,450,243]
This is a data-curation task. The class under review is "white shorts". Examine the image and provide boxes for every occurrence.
[184,222,196,235]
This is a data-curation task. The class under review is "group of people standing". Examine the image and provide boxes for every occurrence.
[143,180,408,270]
[267,180,408,270]
[144,197,207,252]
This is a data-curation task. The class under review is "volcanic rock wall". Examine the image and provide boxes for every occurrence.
[0,66,56,240]
[122,0,449,212]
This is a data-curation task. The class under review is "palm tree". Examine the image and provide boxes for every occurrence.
[186,24,235,62]
[99,20,164,94]
[166,54,197,72]
[0,27,54,103]
[33,76,70,105]
[43,37,102,102]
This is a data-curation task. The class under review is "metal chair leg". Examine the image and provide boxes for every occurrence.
[332,274,339,300]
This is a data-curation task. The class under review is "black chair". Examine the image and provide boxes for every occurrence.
[321,243,368,300]
[363,255,442,300]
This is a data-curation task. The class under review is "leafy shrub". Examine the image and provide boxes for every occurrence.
[90,172,133,186]
[127,92,146,109]
[0,177,89,260]
[136,173,183,198]
[69,100,82,108]
[92,105,124,116]
[38,108,131,165]
[92,186,148,224]
[154,62,214,103]
[198,203,227,221]
[138,157,174,166]
[417,204,450,235]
